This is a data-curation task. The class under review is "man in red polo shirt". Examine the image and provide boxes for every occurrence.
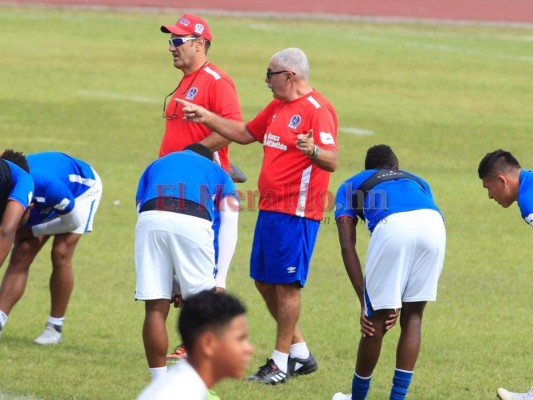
[160,13,245,179]
[176,47,338,384]
[159,14,245,364]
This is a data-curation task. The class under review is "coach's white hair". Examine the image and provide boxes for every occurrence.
[270,48,309,81]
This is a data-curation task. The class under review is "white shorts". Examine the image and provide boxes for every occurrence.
[364,209,446,316]
[72,169,102,234]
[134,211,216,301]
[36,169,103,236]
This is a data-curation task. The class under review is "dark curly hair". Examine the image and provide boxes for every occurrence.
[365,144,399,170]
[1,149,30,173]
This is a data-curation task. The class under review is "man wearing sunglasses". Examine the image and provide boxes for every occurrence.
[159,14,244,182]
[159,14,245,364]
[176,47,338,384]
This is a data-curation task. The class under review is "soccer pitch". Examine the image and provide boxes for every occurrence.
[0,6,532,399]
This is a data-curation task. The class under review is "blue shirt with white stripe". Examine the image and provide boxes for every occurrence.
[335,169,441,233]
[517,169,533,227]
[5,160,34,210]
[26,152,96,226]
[136,150,237,222]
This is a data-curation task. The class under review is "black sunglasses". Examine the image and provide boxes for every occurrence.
[266,70,294,79]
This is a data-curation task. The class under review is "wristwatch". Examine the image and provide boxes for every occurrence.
[309,145,320,159]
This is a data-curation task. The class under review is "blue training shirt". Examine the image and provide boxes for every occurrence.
[136,150,238,222]
[517,169,533,227]
[5,160,34,210]
[335,169,441,233]
[26,152,96,226]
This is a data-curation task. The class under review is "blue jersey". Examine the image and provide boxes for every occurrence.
[136,150,238,222]
[26,152,96,226]
[5,160,34,210]
[517,169,533,227]
[335,169,441,232]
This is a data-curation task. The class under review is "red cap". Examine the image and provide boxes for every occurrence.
[161,14,213,42]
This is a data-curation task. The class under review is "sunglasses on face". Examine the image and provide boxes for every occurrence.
[266,69,295,79]
[168,37,197,47]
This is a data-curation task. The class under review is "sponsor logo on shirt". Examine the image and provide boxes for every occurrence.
[263,132,287,151]
[319,131,335,145]
[186,87,198,100]
[288,115,302,129]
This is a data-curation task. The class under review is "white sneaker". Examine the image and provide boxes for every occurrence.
[332,393,352,400]
[34,323,62,345]
[497,387,533,400]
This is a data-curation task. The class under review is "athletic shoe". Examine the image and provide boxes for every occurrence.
[229,163,247,183]
[288,353,318,377]
[332,393,352,400]
[167,344,187,363]
[246,358,288,385]
[34,323,62,345]
[497,387,533,400]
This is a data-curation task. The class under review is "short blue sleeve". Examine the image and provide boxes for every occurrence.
[6,161,34,210]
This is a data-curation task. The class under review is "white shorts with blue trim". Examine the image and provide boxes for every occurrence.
[134,211,215,301]
[35,169,103,236]
[71,169,102,234]
[364,209,446,316]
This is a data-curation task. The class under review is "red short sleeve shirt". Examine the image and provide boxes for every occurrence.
[159,63,242,171]
[246,90,338,220]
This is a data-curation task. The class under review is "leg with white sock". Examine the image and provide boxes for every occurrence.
[34,233,81,345]
[143,299,171,378]
[0,234,48,339]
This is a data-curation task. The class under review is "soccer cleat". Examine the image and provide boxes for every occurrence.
[246,358,288,385]
[497,387,533,400]
[34,323,62,345]
[288,352,318,377]
[332,393,352,400]
[167,343,187,363]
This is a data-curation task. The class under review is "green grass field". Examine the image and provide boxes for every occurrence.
[0,6,532,399]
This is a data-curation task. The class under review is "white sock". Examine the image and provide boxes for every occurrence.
[290,342,310,360]
[47,316,64,327]
[0,310,8,329]
[271,350,289,373]
[149,366,167,380]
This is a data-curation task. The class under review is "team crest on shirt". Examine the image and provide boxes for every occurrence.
[186,87,198,100]
[288,115,302,129]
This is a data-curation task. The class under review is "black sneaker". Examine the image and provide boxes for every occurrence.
[246,358,288,385]
[288,353,318,377]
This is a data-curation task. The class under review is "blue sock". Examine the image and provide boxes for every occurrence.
[352,372,372,400]
[390,369,413,400]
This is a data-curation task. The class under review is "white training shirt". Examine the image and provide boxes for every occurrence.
[136,359,207,400]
